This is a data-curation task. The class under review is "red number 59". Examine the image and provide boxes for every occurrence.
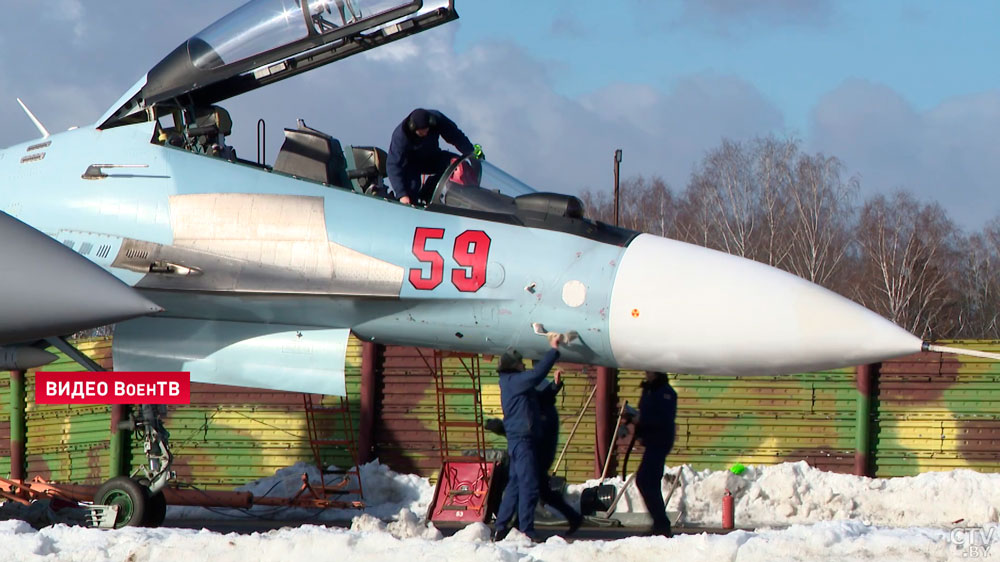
[409,227,491,292]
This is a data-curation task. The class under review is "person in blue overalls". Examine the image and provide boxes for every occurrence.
[534,370,583,533]
[632,371,678,537]
[386,108,475,205]
[486,369,583,537]
[492,333,561,542]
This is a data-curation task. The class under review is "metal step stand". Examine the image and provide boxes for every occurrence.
[301,393,365,509]
[422,349,496,524]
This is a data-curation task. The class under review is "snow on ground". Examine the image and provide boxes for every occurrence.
[167,460,436,522]
[571,461,1000,527]
[2,461,1000,561]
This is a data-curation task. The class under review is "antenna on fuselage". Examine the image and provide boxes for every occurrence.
[16,98,50,138]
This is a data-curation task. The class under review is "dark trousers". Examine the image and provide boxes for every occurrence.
[494,436,539,537]
[636,442,671,530]
[538,472,580,524]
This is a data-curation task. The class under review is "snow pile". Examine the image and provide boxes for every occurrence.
[163,459,1000,530]
[0,518,994,562]
[4,461,1000,561]
[350,509,442,540]
[167,459,434,521]
[568,461,1000,528]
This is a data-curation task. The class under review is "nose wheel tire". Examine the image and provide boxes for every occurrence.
[94,477,148,529]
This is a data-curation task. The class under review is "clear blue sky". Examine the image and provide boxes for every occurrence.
[1,1,998,231]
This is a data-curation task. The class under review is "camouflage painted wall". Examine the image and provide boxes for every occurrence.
[20,339,113,485]
[133,336,365,489]
[875,341,1000,476]
[375,347,601,484]
[2,337,999,490]
[0,373,9,476]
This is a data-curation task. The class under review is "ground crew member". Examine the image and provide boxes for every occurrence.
[534,370,583,534]
[492,334,561,542]
[386,108,476,205]
[631,371,678,537]
[485,370,584,536]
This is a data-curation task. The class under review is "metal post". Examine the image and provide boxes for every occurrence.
[854,363,877,477]
[594,366,618,478]
[10,370,26,480]
[613,149,623,226]
[359,341,381,464]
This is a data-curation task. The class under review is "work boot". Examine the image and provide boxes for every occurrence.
[567,513,583,536]
[642,525,672,538]
[492,526,510,542]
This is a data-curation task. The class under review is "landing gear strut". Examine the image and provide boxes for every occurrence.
[93,404,174,529]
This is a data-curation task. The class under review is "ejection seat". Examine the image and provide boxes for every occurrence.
[344,146,388,195]
[273,120,351,188]
[187,106,237,161]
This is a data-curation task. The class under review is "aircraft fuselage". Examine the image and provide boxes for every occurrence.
[0,122,621,366]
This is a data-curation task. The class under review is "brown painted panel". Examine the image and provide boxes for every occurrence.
[376,346,603,483]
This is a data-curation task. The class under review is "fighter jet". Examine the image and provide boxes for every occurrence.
[0,0,929,396]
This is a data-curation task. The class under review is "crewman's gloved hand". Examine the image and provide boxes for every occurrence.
[622,404,639,424]
[484,418,506,436]
[473,144,485,160]
[616,424,630,440]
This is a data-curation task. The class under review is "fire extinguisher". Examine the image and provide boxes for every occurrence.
[722,489,734,530]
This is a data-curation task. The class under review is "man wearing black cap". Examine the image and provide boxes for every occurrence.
[387,108,476,205]
[492,333,561,542]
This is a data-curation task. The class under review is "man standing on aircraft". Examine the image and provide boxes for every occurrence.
[387,108,477,205]
[628,371,678,537]
[492,334,561,542]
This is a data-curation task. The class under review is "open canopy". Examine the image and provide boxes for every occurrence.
[101,0,455,128]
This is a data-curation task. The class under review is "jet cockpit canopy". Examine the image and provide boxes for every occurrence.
[430,153,587,226]
[101,0,456,128]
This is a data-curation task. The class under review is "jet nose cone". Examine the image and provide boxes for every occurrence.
[609,234,922,375]
[0,213,162,344]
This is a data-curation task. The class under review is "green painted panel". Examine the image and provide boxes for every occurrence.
[17,338,113,484]
[615,368,858,475]
[0,373,10,476]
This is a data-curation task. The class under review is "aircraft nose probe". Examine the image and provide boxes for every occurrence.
[922,342,1000,361]
[0,212,162,344]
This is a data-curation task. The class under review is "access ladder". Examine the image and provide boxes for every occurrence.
[301,393,365,508]
[420,349,495,522]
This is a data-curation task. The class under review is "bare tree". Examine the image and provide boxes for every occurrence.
[954,217,1000,338]
[752,137,797,268]
[580,176,675,235]
[854,192,961,338]
[667,135,860,292]
[678,139,761,258]
[784,153,858,290]
[579,189,613,225]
